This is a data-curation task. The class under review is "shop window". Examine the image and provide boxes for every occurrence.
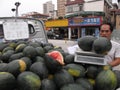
[66,6,73,13]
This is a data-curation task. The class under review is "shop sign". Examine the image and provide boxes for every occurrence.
[45,19,68,27]
[69,17,101,26]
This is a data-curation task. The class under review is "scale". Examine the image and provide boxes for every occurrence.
[74,49,107,65]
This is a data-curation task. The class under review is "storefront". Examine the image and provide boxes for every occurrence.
[68,16,103,38]
[45,17,103,40]
[45,19,69,39]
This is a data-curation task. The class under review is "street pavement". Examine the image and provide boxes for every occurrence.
[48,39,78,52]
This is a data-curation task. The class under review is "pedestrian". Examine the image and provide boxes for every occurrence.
[100,22,120,70]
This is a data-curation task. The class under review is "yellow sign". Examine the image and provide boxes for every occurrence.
[45,19,68,28]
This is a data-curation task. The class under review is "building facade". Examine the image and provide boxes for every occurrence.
[118,0,120,8]
[21,12,49,21]
[64,0,113,39]
[65,0,84,15]
[45,0,117,40]
[43,1,55,18]
[57,0,66,17]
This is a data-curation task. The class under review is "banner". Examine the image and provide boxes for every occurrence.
[69,17,101,26]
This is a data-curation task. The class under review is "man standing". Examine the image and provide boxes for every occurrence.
[100,22,120,70]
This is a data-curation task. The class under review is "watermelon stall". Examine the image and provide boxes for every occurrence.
[0,35,119,90]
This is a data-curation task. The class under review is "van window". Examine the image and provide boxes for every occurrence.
[0,25,3,38]
[28,24,35,34]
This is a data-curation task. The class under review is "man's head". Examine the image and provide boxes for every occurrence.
[100,22,113,40]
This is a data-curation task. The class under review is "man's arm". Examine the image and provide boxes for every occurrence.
[109,58,120,67]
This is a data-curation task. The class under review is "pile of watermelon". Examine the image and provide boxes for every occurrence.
[0,39,119,90]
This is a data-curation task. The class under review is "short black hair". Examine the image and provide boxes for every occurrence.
[100,22,113,32]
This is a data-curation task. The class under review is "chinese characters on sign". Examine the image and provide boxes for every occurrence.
[69,17,101,26]
[3,21,29,40]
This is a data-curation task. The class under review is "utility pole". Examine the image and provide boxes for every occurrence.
[11,2,21,17]
[15,2,21,17]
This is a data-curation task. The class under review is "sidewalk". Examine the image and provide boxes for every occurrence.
[48,39,78,52]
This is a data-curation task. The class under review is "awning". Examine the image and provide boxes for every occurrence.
[64,11,105,18]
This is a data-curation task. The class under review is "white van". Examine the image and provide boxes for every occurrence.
[0,17,48,43]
